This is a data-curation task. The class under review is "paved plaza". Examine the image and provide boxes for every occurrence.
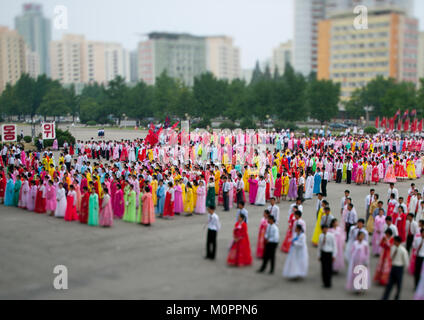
[0,128,419,299]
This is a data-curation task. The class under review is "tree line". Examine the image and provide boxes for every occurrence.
[6,62,421,127]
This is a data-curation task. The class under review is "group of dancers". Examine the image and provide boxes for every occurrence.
[1,128,424,299]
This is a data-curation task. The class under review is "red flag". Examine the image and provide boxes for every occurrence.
[171,121,180,130]
[403,110,409,119]
[404,119,409,131]
[411,109,417,118]
[419,119,423,132]
[397,119,402,131]
[394,109,401,119]
[375,117,380,128]
[413,119,418,132]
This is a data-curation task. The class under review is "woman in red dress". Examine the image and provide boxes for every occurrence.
[163,182,174,218]
[372,163,379,185]
[64,184,79,221]
[79,186,89,224]
[374,229,394,285]
[281,207,296,253]
[34,179,47,213]
[227,214,252,267]
[395,207,407,242]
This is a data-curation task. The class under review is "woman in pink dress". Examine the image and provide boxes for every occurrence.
[45,180,57,215]
[99,188,114,227]
[346,232,370,292]
[384,161,397,183]
[372,209,386,256]
[329,219,345,273]
[256,210,270,258]
[173,181,184,214]
[113,183,125,218]
[141,187,155,226]
[194,181,206,214]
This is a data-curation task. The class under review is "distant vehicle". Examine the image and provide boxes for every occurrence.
[329,123,348,130]
[343,120,356,127]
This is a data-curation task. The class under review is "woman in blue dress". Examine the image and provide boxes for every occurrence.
[156,180,166,215]
[4,173,15,206]
[313,168,322,195]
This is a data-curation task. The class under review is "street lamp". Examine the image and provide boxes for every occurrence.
[364,106,373,127]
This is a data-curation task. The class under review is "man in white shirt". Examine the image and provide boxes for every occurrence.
[289,198,303,216]
[267,197,280,225]
[344,203,358,241]
[205,205,220,260]
[382,236,410,300]
[316,193,324,218]
[236,173,244,205]
[384,216,399,237]
[387,183,399,203]
[222,176,230,211]
[257,215,279,274]
[318,224,337,288]
[340,190,350,215]
[236,201,248,223]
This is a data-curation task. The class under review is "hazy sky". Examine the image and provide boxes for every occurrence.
[0,0,423,69]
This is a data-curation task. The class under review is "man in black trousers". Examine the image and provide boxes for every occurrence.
[318,225,337,288]
[257,215,279,274]
[222,176,230,211]
[205,205,220,260]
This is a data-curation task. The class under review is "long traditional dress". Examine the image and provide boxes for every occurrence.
[195,186,206,214]
[26,185,37,212]
[248,178,258,204]
[156,185,165,214]
[415,264,424,300]
[384,164,397,183]
[64,190,78,221]
[311,208,324,245]
[79,191,89,224]
[54,187,67,218]
[141,192,155,225]
[256,217,268,258]
[173,185,184,213]
[255,180,266,205]
[313,172,321,194]
[45,184,57,212]
[329,226,345,272]
[274,177,282,197]
[227,221,252,267]
[4,178,14,206]
[184,187,194,213]
[374,236,394,285]
[281,213,296,253]
[163,188,174,217]
[282,232,308,279]
[113,189,125,219]
[395,213,407,242]
[13,179,22,207]
[287,177,297,200]
[123,190,137,222]
[88,193,99,226]
[206,182,215,208]
[304,175,314,199]
[346,240,370,291]
[372,215,386,255]
[99,193,114,227]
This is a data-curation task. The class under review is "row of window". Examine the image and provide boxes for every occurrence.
[333,51,388,59]
[332,61,389,68]
[332,31,388,40]
[332,41,388,50]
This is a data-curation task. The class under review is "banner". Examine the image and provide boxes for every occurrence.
[42,122,56,140]
[1,124,17,142]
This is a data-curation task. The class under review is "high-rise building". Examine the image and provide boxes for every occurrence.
[418,32,424,85]
[206,36,241,81]
[25,47,40,78]
[129,50,139,83]
[0,26,27,93]
[15,3,51,76]
[50,34,130,85]
[271,40,293,75]
[293,0,414,76]
[138,32,207,86]
[317,8,419,100]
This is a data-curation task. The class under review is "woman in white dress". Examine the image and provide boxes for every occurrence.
[54,182,67,218]
[255,176,266,206]
[282,224,308,279]
[304,172,314,200]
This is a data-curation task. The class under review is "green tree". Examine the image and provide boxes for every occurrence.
[153,71,179,120]
[38,86,70,121]
[127,80,154,121]
[307,79,340,124]
[105,76,130,125]
[344,89,365,120]
[250,61,263,85]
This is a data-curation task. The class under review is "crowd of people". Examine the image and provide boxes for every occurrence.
[1,127,424,299]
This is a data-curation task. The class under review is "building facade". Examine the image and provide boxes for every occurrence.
[206,36,241,81]
[0,26,27,93]
[15,3,51,76]
[138,32,207,86]
[293,0,414,76]
[271,40,293,75]
[50,34,130,85]
[317,9,419,100]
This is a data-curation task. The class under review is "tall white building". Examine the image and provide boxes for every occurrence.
[25,47,40,78]
[50,34,130,85]
[206,36,241,81]
[293,0,414,76]
[271,40,293,75]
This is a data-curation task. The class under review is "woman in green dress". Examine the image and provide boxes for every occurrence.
[137,187,144,223]
[123,184,137,223]
[206,177,216,208]
[13,174,22,207]
[88,188,99,226]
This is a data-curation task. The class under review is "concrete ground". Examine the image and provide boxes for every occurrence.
[0,127,419,299]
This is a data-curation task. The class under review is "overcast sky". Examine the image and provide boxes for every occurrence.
[0,0,423,69]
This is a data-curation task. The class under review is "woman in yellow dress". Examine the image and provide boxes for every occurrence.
[192,180,198,209]
[406,158,417,179]
[311,205,326,246]
[214,169,221,195]
[151,177,158,206]
[243,167,250,192]
[281,172,290,200]
[184,182,194,215]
